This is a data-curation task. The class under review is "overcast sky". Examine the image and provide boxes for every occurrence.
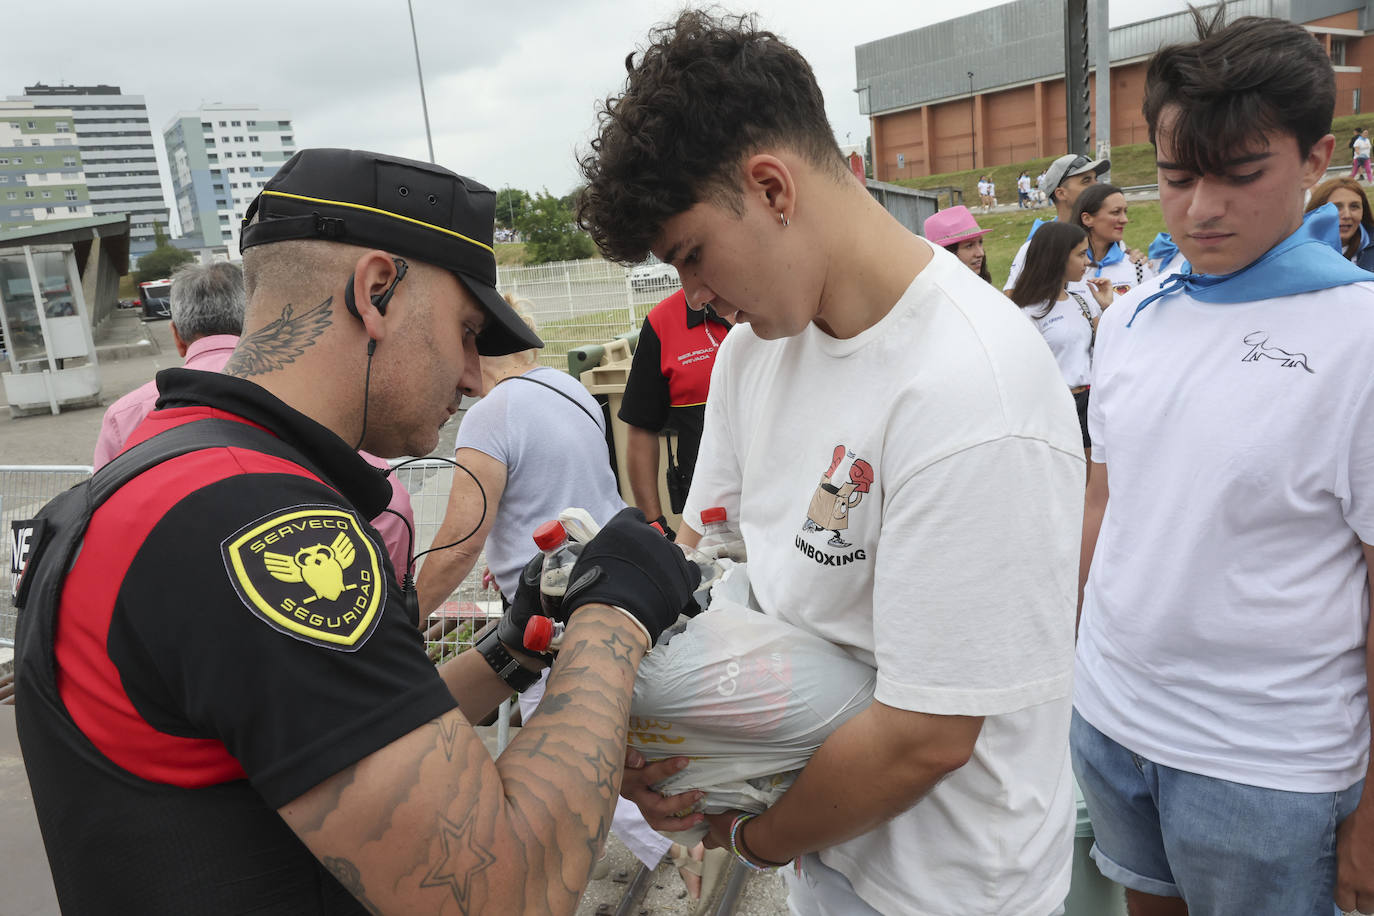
[6,0,1193,235]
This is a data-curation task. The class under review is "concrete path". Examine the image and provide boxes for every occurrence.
[1,312,177,466]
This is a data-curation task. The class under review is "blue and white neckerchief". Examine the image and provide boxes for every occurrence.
[1087,242,1125,277]
[1126,204,1371,327]
[1148,232,1190,277]
[1025,218,1053,242]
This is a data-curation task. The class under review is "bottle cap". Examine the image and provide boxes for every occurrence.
[524,616,555,653]
[532,520,568,551]
[700,506,728,524]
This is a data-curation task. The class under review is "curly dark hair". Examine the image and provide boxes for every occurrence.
[1143,12,1334,175]
[577,8,846,264]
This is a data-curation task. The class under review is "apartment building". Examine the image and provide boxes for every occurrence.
[10,84,169,260]
[0,102,92,229]
[163,105,295,253]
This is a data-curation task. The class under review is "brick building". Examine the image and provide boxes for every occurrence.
[857,0,1374,181]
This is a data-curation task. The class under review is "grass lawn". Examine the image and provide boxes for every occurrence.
[495,242,527,265]
[898,112,1374,209]
[979,198,1165,290]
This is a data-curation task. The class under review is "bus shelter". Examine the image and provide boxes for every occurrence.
[0,216,127,415]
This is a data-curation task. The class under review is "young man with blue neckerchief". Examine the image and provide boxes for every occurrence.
[1075,13,1374,916]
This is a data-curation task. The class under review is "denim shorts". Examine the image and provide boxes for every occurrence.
[1070,709,1363,916]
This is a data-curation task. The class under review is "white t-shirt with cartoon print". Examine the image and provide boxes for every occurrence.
[683,244,1084,915]
[1078,275,1374,792]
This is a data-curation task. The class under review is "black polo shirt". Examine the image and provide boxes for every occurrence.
[18,368,455,914]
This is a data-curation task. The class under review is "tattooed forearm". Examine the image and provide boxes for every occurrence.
[224,297,333,378]
[323,856,383,916]
[283,607,646,916]
[420,809,498,910]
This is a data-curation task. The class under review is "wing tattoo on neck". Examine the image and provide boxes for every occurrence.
[225,297,334,378]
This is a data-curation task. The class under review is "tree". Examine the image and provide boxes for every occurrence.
[494,188,530,231]
[135,241,194,286]
[516,190,595,264]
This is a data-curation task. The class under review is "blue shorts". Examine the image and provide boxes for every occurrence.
[1070,709,1362,916]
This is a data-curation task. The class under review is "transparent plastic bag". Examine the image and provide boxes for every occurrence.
[628,565,875,841]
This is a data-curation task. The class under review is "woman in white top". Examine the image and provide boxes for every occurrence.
[1072,182,1154,296]
[1009,221,1113,460]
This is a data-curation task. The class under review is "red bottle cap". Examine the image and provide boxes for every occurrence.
[700,506,728,524]
[524,616,554,653]
[532,520,567,551]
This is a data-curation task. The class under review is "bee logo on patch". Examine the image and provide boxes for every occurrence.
[222,505,386,651]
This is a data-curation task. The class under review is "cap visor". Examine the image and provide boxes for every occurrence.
[460,275,544,356]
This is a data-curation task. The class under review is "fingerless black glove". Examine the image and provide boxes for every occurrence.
[496,553,550,661]
[561,507,702,647]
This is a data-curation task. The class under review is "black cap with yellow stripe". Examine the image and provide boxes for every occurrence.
[240,148,542,357]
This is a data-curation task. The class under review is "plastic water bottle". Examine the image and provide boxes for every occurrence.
[532,519,581,618]
[679,546,727,611]
[695,506,746,562]
[524,616,565,654]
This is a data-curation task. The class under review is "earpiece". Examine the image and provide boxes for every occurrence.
[343,257,410,321]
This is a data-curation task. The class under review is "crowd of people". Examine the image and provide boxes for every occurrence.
[6,8,1372,916]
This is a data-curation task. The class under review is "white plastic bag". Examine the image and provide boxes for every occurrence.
[628,565,875,839]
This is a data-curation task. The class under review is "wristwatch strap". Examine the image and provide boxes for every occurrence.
[476,628,541,693]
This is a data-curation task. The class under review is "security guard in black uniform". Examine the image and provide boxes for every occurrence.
[13,149,701,915]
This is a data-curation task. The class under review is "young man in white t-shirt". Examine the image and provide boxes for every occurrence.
[578,10,1084,915]
[1076,16,1374,916]
[1003,153,1110,292]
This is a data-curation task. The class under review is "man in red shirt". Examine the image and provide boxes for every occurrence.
[618,289,730,535]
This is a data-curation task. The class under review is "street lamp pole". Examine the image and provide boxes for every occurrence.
[407,0,436,163]
[968,71,976,171]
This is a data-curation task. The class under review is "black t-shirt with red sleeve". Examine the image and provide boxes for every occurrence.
[617,290,730,481]
[19,368,456,914]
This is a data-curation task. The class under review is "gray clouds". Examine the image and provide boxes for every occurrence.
[8,0,1190,234]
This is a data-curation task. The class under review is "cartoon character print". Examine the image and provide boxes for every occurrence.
[802,445,875,548]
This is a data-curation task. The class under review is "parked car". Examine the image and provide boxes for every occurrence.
[142,297,171,320]
[629,258,680,293]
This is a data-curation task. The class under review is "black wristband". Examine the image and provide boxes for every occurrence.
[475,628,541,693]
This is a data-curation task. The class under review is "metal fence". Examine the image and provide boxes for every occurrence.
[0,462,492,656]
[392,459,502,663]
[1,465,92,648]
[496,258,681,369]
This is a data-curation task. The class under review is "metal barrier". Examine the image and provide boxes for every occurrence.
[1,465,92,647]
[391,459,500,663]
[496,258,680,370]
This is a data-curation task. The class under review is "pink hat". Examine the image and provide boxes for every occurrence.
[923,206,990,247]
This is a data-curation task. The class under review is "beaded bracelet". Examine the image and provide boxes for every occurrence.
[728,813,791,871]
